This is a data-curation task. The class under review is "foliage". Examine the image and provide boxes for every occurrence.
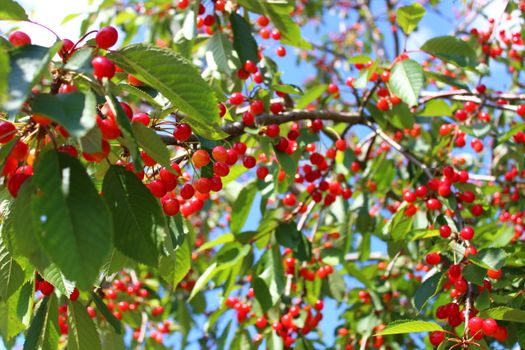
[1,0,525,349]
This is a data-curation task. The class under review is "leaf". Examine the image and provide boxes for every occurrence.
[79,126,102,154]
[275,222,311,261]
[388,59,424,107]
[0,236,24,301]
[421,36,477,67]
[413,272,443,311]
[0,46,9,104]
[296,85,327,109]
[425,71,469,90]
[230,13,258,64]
[91,293,122,334]
[41,264,75,297]
[376,320,443,335]
[419,99,452,117]
[63,48,93,74]
[0,0,28,20]
[67,301,102,350]
[252,276,273,312]
[102,165,165,266]
[23,296,59,350]
[131,122,173,171]
[396,3,426,34]
[385,205,414,241]
[4,43,61,117]
[108,44,227,140]
[32,151,113,289]
[158,236,191,289]
[230,181,257,234]
[327,271,345,301]
[462,264,486,285]
[206,32,239,75]
[469,248,507,270]
[499,122,525,144]
[30,91,97,137]
[263,3,311,49]
[0,288,25,341]
[479,307,525,323]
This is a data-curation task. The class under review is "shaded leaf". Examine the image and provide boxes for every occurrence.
[230,13,258,64]
[421,36,477,67]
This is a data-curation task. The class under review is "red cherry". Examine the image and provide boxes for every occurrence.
[517,104,525,116]
[460,226,475,240]
[257,15,270,27]
[455,109,468,121]
[8,31,31,46]
[39,281,55,296]
[439,225,452,238]
[192,150,210,168]
[276,46,286,57]
[173,123,192,142]
[468,316,483,334]
[0,122,17,143]
[69,288,80,301]
[250,100,265,115]
[96,26,119,49]
[229,92,244,105]
[487,269,502,279]
[482,318,497,336]
[425,252,441,265]
[429,331,445,346]
[377,98,390,111]
[91,56,116,79]
[426,198,442,210]
[132,113,150,126]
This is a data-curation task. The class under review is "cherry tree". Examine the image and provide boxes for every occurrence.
[0,0,525,349]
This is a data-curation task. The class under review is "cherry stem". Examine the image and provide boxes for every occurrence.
[70,30,98,53]
[28,20,60,40]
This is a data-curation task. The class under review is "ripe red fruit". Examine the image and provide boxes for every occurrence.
[487,269,502,279]
[460,226,475,240]
[162,198,180,216]
[39,281,55,296]
[243,60,258,74]
[256,166,269,180]
[517,104,525,116]
[91,56,116,79]
[192,150,210,168]
[468,316,483,334]
[0,122,17,143]
[173,123,192,142]
[243,156,256,169]
[482,318,497,336]
[128,74,143,86]
[376,98,390,111]
[229,92,244,105]
[429,331,444,346]
[7,165,33,197]
[250,100,265,115]
[69,288,80,301]
[439,225,452,238]
[455,109,468,121]
[266,124,280,137]
[283,193,296,206]
[276,46,286,57]
[212,146,228,162]
[9,31,31,46]
[270,102,284,115]
[131,113,150,126]
[314,300,324,310]
[426,198,442,210]
[96,26,118,49]
[257,15,270,27]
[425,252,441,265]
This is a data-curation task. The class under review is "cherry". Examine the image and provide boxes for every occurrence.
[173,123,192,142]
[244,60,258,74]
[192,150,210,168]
[468,316,483,334]
[425,252,441,265]
[131,113,150,126]
[271,29,281,40]
[256,166,269,180]
[439,225,452,238]
[9,31,31,46]
[429,331,445,346]
[426,198,442,210]
[39,281,55,296]
[243,156,256,169]
[257,15,270,27]
[276,46,286,57]
[229,92,244,105]
[180,184,195,199]
[455,109,468,121]
[128,74,143,86]
[177,0,189,9]
[517,104,525,116]
[69,288,80,301]
[283,193,296,206]
[460,226,474,240]
[487,269,502,279]
[482,318,497,336]
[212,146,228,162]
[0,122,17,143]
[250,100,265,115]
[7,165,33,197]
[91,56,116,80]
[96,26,119,49]
[376,98,389,111]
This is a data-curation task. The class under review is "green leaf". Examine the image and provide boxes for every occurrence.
[230,181,257,234]
[499,122,525,144]
[30,91,97,137]
[102,165,164,266]
[189,262,218,301]
[275,222,311,261]
[385,205,414,241]
[413,272,443,311]
[469,248,507,270]
[131,122,173,171]
[63,48,93,74]
[32,151,113,289]
[159,236,191,289]
[4,44,61,117]
[419,99,452,117]
[263,3,311,49]
[479,307,525,323]
[91,293,122,334]
[0,236,24,301]
[425,71,469,90]
[0,288,25,341]
[296,84,327,109]
[67,301,102,350]
[0,0,28,20]
[252,276,273,312]
[376,320,443,335]
[206,32,239,75]
[463,264,486,285]
[327,271,345,301]
[421,36,477,67]
[396,3,426,34]
[41,264,75,297]
[275,149,300,178]
[108,44,227,140]
[23,296,59,350]
[388,59,424,107]
[79,126,103,154]
[230,13,258,64]
[0,46,9,104]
